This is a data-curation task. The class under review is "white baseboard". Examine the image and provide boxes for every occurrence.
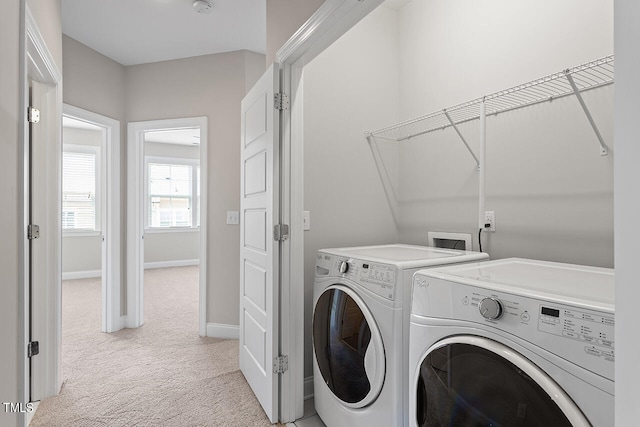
[304,376,314,400]
[206,323,239,339]
[62,269,101,280]
[144,259,199,269]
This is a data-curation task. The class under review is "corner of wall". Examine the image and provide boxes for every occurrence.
[244,50,267,94]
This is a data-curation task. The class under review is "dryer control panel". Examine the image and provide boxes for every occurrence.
[315,253,397,300]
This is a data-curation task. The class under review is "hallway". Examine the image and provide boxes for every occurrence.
[30,266,272,426]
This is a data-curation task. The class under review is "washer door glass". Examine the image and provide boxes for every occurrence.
[416,338,588,427]
[313,286,385,407]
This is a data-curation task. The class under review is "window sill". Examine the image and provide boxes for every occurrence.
[63,230,102,238]
[144,227,200,234]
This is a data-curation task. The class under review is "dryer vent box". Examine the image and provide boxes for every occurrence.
[428,231,472,251]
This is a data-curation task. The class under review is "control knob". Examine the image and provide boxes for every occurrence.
[338,260,349,274]
[479,297,503,320]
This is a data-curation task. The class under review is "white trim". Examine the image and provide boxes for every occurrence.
[127,117,208,337]
[62,230,102,237]
[144,227,200,234]
[63,104,121,334]
[22,5,63,422]
[62,270,102,280]
[275,1,385,422]
[144,259,199,269]
[206,323,239,339]
[303,376,314,400]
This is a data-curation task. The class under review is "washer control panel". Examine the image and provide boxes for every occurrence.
[316,253,396,300]
[537,306,615,361]
[412,275,615,380]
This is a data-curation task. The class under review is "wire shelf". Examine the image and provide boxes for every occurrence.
[367,55,614,142]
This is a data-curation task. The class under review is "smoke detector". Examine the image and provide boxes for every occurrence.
[193,0,213,14]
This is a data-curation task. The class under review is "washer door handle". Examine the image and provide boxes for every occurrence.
[364,343,377,381]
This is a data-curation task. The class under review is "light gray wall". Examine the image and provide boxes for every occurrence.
[145,141,199,159]
[0,2,22,425]
[144,232,200,264]
[144,141,200,265]
[63,127,101,146]
[303,5,401,378]
[62,236,102,273]
[62,127,102,275]
[614,1,640,424]
[126,50,266,326]
[394,0,614,267]
[266,0,324,66]
[62,35,127,121]
[62,34,127,310]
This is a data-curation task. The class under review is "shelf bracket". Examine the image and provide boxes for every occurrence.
[366,134,399,225]
[564,71,609,156]
[443,109,481,169]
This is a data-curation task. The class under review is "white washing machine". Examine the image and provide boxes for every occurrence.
[312,244,489,427]
[409,258,614,427]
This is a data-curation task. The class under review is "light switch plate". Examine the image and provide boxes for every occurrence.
[226,211,239,225]
[303,211,311,231]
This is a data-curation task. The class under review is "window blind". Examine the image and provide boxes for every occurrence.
[62,151,96,230]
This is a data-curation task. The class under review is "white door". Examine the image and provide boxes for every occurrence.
[240,64,281,423]
[30,80,62,401]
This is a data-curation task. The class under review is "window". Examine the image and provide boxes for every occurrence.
[62,145,100,231]
[146,157,199,229]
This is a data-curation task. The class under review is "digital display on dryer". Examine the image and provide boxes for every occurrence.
[541,307,560,318]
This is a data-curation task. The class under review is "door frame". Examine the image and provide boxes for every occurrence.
[20,5,63,425]
[62,104,122,333]
[275,0,384,421]
[127,117,208,335]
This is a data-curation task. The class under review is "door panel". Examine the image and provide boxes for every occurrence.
[240,64,280,423]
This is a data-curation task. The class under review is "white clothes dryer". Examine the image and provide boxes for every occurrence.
[409,258,614,427]
[312,244,489,427]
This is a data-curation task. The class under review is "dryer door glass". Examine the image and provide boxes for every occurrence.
[313,288,374,404]
[416,343,575,427]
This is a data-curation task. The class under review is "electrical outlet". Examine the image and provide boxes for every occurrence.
[484,211,496,232]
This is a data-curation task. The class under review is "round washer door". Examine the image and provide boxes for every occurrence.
[313,284,385,408]
[415,336,590,427]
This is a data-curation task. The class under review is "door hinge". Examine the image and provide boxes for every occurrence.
[28,106,40,123]
[274,93,289,111]
[28,224,40,240]
[28,341,39,358]
[273,224,289,241]
[273,355,288,374]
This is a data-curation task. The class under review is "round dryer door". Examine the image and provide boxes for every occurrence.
[313,285,385,408]
[415,336,590,427]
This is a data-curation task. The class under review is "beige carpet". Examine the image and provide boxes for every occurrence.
[31,266,274,427]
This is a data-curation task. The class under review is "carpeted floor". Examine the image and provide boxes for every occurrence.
[31,266,274,426]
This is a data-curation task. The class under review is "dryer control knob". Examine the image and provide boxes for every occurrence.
[479,297,503,320]
[338,261,349,274]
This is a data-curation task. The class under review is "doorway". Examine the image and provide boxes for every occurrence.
[61,105,121,333]
[127,117,208,335]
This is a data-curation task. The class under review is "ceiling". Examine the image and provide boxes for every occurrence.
[61,0,266,66]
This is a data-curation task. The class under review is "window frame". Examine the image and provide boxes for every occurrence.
[144,155,200,232]
[62,143,102,236]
